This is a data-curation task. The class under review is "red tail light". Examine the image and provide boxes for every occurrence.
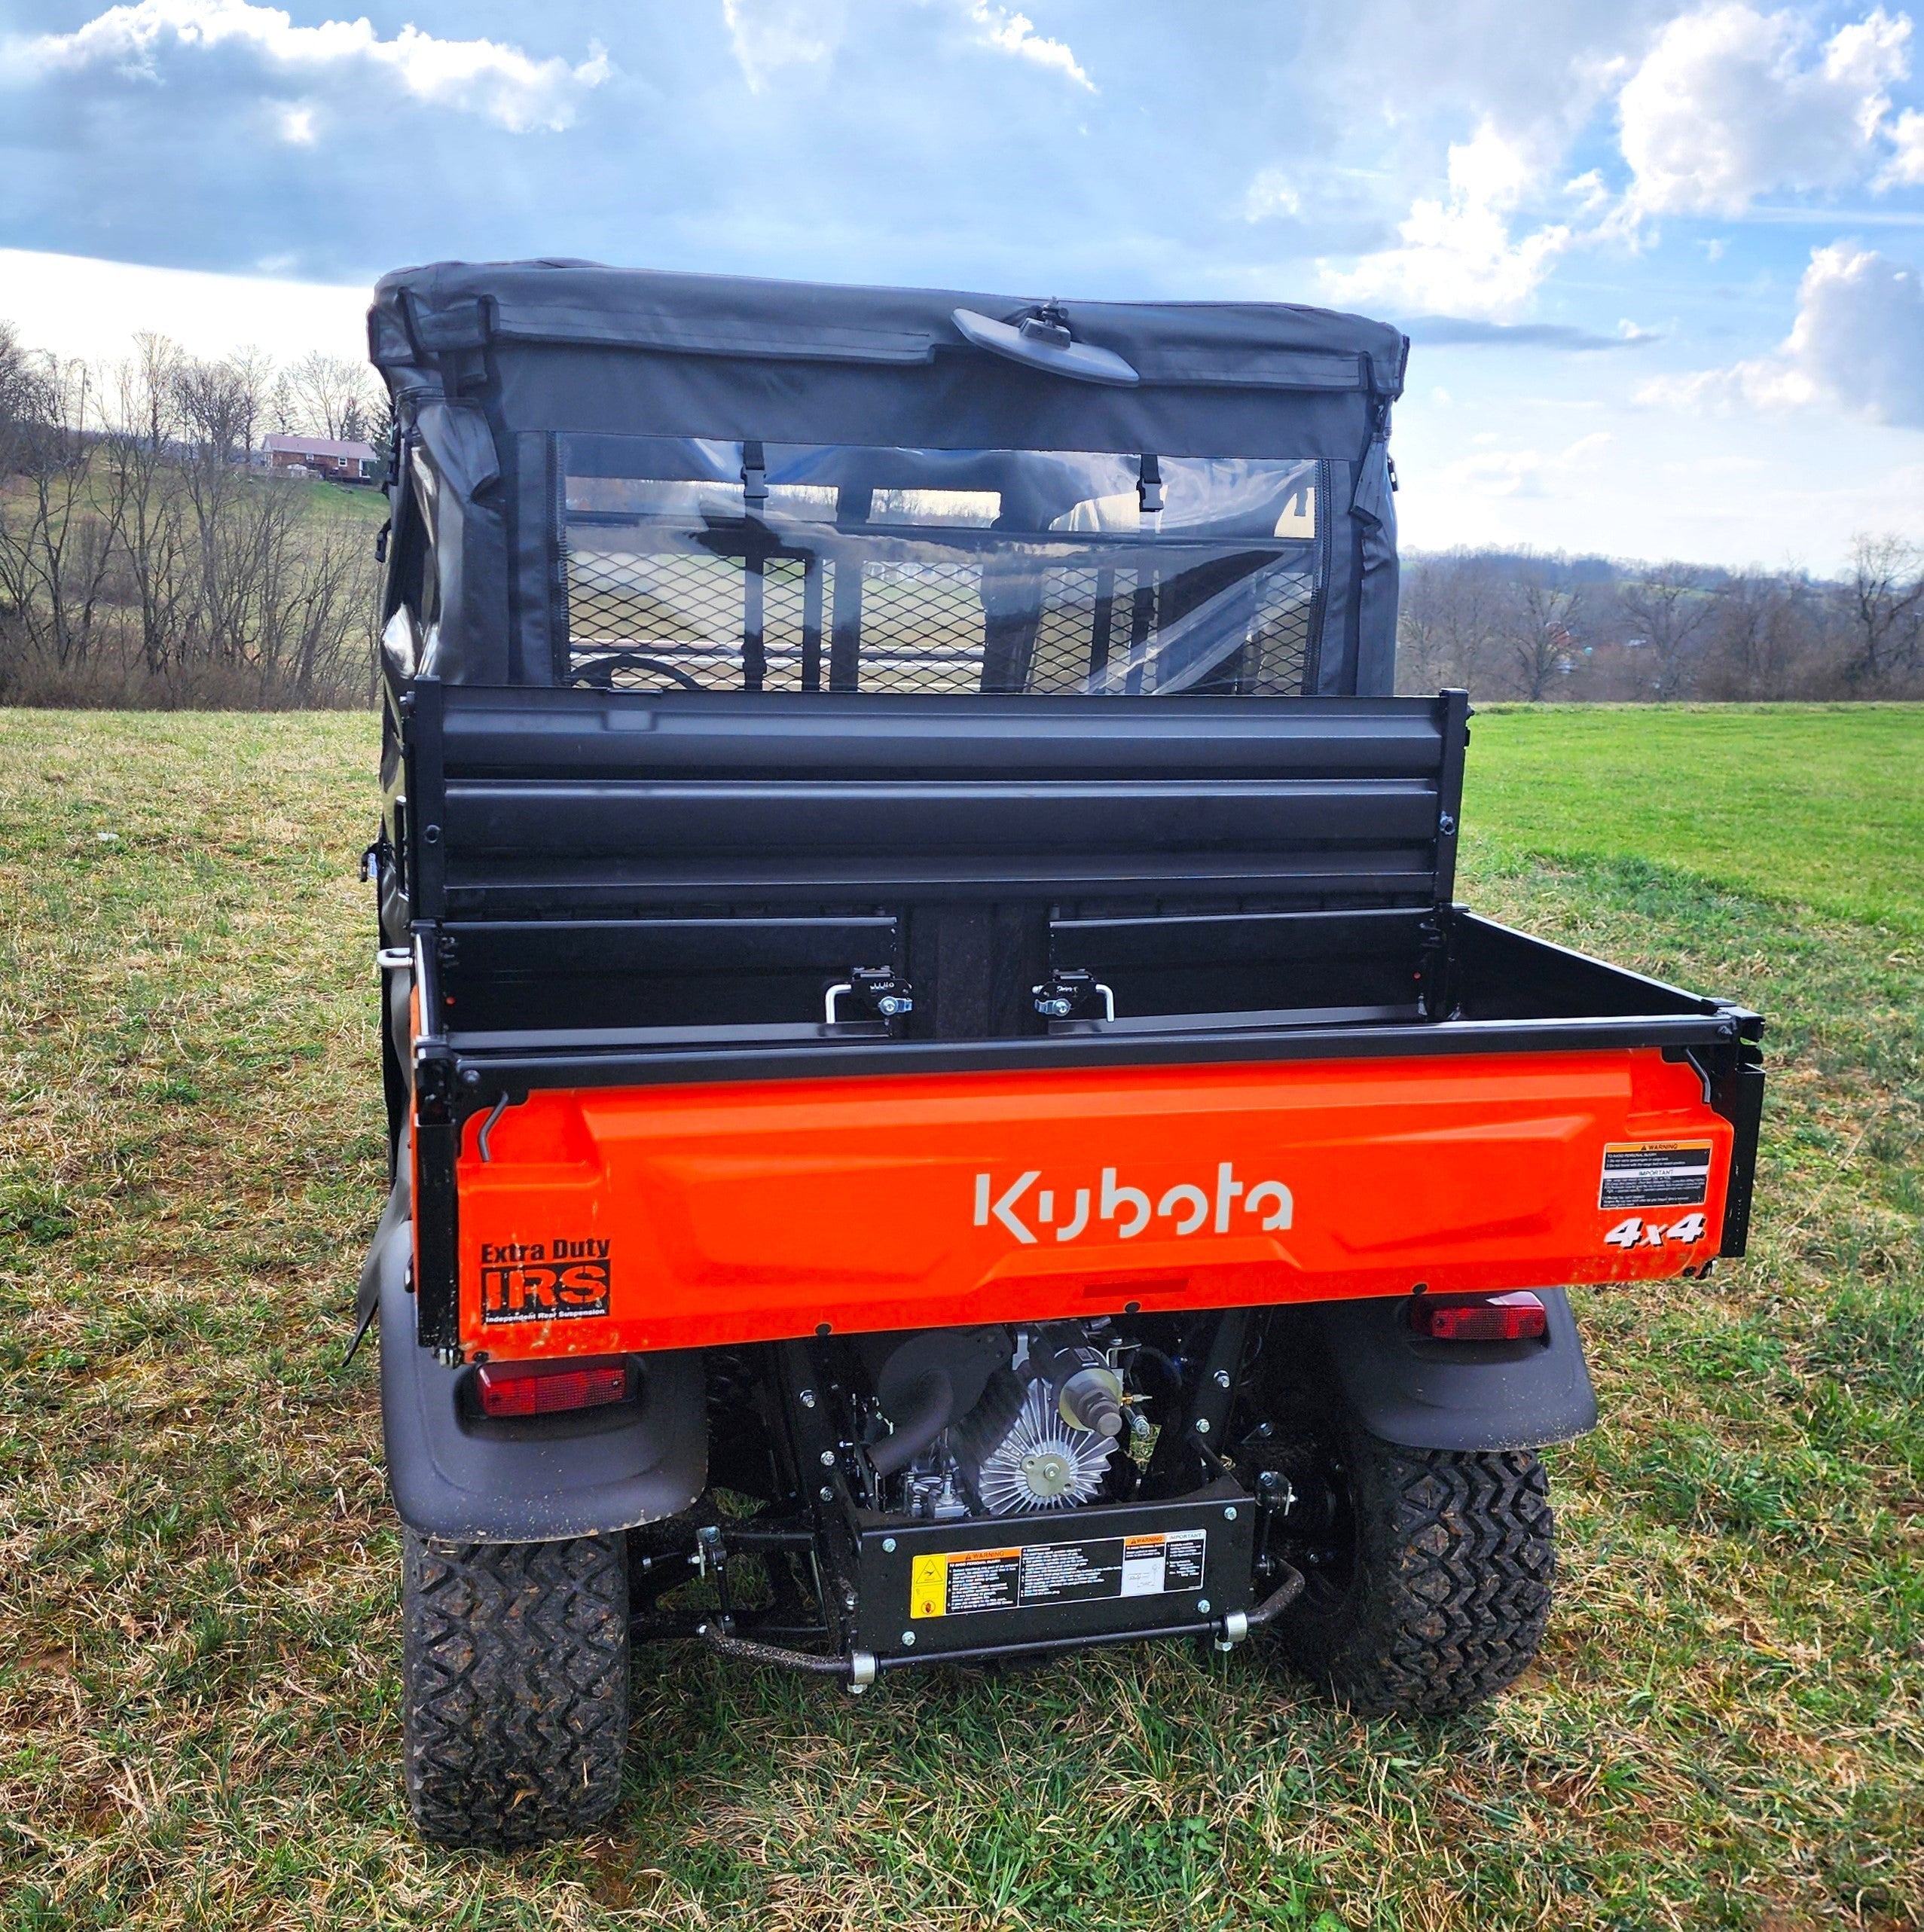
[1411,1292,1547,1342]
[475,1361,630,1418]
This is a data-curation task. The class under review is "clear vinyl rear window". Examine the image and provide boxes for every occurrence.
[558,436,1324,697]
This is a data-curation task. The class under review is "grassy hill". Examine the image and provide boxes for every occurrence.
[0,704,1918,1930]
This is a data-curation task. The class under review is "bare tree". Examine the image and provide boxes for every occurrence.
[1398,550,1503,694]
[222,344,277,458]
[0,355,123,667]
[1497,559,1583,700]
[174,351,273,465]
[1700,575,1807,700]
[280,350,384,443]
[1841,533,1923,685]
[1,321,379,706]
[1618,563,1717,700]
[97,338,191,678]
[0,321,59,475]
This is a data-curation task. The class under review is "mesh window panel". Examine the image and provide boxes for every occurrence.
[752,556,808,691]
[1248,568,1316,694]
[562,545,1318,697]
[559,440,1326,697]
[567,543,749,691]
[1028,566,1131,691]
[851,558,985,694]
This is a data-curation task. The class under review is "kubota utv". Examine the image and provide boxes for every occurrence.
[355,262,1765,1847]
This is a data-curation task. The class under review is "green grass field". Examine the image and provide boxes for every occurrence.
[1464,705,1924,937]
[1,704,1919,1930]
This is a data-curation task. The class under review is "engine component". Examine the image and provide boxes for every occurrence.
[903,1465,971,1522]
[1024,1324,1127,1439]
[871,1326,1009,1428]
[865,1325,1012,1485]
[867,1369,953,1479]
[954,1371,1118,1512]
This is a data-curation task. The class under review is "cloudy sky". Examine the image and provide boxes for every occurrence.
[2,0,1922,568]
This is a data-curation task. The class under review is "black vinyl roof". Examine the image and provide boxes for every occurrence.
[369,261,1407,462]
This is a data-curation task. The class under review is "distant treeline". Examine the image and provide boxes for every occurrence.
[1399,542,1922,702]
[0,322,386,709]
[5,314,1920,709]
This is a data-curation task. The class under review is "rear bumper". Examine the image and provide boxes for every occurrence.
[431,1045,1739,1360]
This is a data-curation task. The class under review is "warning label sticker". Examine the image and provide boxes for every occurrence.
[909,1531,1207,1619]
[1599,1141,1712,1211]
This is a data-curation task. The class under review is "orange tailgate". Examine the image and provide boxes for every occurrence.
[446,1048,1733,1358]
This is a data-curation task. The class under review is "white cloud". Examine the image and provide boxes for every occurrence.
[1243,166,1300,221]
[1639,243,1924,427]
[1565,169,1611,213]
[721,0,846,93]
[1617,3,1911,218]
[722,0,1091,96]
[1308,5,1920,326]
[274,99,315,145]
[1432,430,1615,502]
[2,0,611,133]
[960,1,1093,91]
[1644,359,1819,413]
[1321,122,1574,321]
[1886,106,1924,183]
[0,247,368,365]
[1453,449,1548,497]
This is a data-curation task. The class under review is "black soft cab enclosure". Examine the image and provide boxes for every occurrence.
[367,261,1406,700]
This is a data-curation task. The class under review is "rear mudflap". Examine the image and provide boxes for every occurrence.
[373,1212,708,1542]
[1317,1285,1598,1452]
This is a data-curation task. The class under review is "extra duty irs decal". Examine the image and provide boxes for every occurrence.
[479,1238,611,1325]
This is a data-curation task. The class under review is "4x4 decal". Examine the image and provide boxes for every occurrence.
[973,1162,1293,1246]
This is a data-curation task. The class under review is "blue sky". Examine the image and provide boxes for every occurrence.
[2,0,1921,568]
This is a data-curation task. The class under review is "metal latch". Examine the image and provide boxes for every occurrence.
[1033,969,1116,1022]
[825,968,915,1024]
[1019,300,1073,349]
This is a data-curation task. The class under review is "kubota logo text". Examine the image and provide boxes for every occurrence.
[973,1163,1293,1246]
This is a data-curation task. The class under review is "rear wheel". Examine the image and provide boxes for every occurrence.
[1273,1424,1554,1717]
[402,1530,630,1847]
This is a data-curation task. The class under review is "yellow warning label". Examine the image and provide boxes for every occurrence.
[909,1553,949,1619]
[1599,1140,1713,1210]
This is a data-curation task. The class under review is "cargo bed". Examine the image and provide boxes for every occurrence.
[390,680,1763,1355]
